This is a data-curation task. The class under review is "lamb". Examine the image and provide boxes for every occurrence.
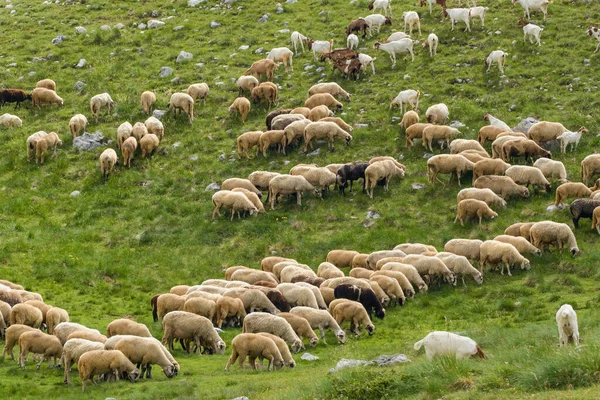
[266,47,294,72]
[400,111,419,132]
[252,82,278,109]
[237,132,264,159]
[519,18,543,46]
[352,253,370,269]
[99,148,118,180]
[505,165,551,193]
[427,154,475,186]
[347,34,359,50]
[533,158,568,183]
[332,284,386,318]
[405,123,433,148]
[145,116,164,140]
[556,304,579,347]
[555,182,592,207]
[140,134,160,159]
[332,300,374,336]
[245,59,278,81]
[289,307,346,344]
[225,333,284,371]
[479,240,530,276]
[414,331,485,360]
[32,87,64,108]
[530,221,579,256]
[423,33,438,56]
[474,175,530,199]
[291,166,337,194]
[364,160,405,199]
[581,154,600,185]
[557,127,588,154]
[187,83,209,104]
[389,89,420,113]
[309,39,334,61]
[485,50,507,74]
[2,325,38,361]
[326,250,360,268]
[402,254,456,285]
[121,137,137,168]
[140,91,157,114]
[18,330,63,369]
[373,39,414,68]
[369,275,405,306]
[116,121,133,150]
[457,188,507,209]
[89,93,115,122]
[527,121,568,143]
[212,191,258,221]
[0,113,22,128]
[317,262,345,280]
[364,14,392,37]
[223,288,279,314]
[478,126,507,145]
[308,105,333,122]
[455,199,498,226]
[35,132,63,164]
[435,253,483,285]
[106,319,152,338]
[36,79,57,91]
[114,336,177,379]
[162,311,226,354]
[277,313,319,347]
[215,296,246,328]
[290,31,310,55]
[168,93,194,123]
[237,76,260,95]
[78,350,139,392]
[10,303,43,328]
[493,235,541,256]
[444,8,471,32]
[303,121,352,152]
[425,103,449,124]
[61,338,106,384]
[402,11,421,36]
[513,0,549,21]
[570,199,600,228]
[242,312,303,352]
[305,93,344,111]
[69,114,88,138]
[443,239,483,263]
[229,97,251,124]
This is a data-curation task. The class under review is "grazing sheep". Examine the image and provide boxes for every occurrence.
[443,239,483,264]
[252,82,278,109]
[279,265,317,283]
[333,300,375,336]
[414,331,485,360]
[116,121,133,150]
[237,132,263,159]
[308,105,333,122]
[479,240,530,275]
[530,221,579,256]
[67,331,107,343]
[187,83,209,104]
[405,123,433,148]
[493,235,541,256]
[400,110,419,132]
[212,191,258,221]
[121,137,137,168]
[570,198,600,228]
[32,87,64,108]
[78,350,140,392]
[291,166,337,195]
[114,336,177,379]
[291,107,311,118]
[364,160,405,199]
[99,148,118,180]
[449,139,486,154]
[140,134,159,159]
[140,91,156,115]
[231,270,278,285]
[277,312,319,348]
[2,324,38,361]
[336,162,370,194]
[455,199,498,226]
[231,188,265,214]
[533,158,568,183]
[402,254,456,285]
[474,175,530,199]
[581,154,600,185]
[10,303,43,328]
[259,130,286,156]
[556,304,579,347]
[24,300,52,326]
[427,154,475,186]
[592,206,600,234]
[89,93,115,122]
[505,165,551,193]
[245,59,278,81]
[425,104,450,125]
[61,338,106,384]
[69,114,88,138]
[332,284,386,318]
[317,262,345,279]
[237,76,260,95]
[283,119,312,152]
[215,296,246,329]
[371,270,415,298]
[261,256,297,273]
[162,311,226,354]
[0,113,22,128]
[326,250,360,268]
[305,93,344,111]
[256,332,295,368]
[223,288,279,314]
[36,79,57,91]
[35,132,63,164]
[478,125,506,145]
[272,114,307,131]
[304,121,352,152]
[222,178,262,197]
[366,250,407,270]
[154,294,186,322]
[132,122,147,141]
[277,284,319,309]
[457,188,507,209]
[54,322,102,345]
[18,330,63,369]
[393,243,436,255]
[352,253,369,269]
[16,290,43,302]
[167,93,194,123]
[289,307,346,344]
[369,275,405,305]
[402,11,421,36]
[229,97,251,124]
[225,333,284,371]
[435,253,482,285]
[491,135,525,158]
[242,312,303,352]
[390,90,420,113]
[555,182,592,207]
[145,116,164,140]
[106,319,152,338]
[527,121,568,143]
[504,222,536,241]
[423,125,460,151]
[484,50,507,74]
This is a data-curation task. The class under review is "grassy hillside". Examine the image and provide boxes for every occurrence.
[1,0,600,398]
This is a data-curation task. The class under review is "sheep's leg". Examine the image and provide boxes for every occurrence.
[451,19,455,31]
[462,276,466,286]
[418,22,422,36]
[595,42,600,53]
[410,48,415,62]
[296,191,302,206]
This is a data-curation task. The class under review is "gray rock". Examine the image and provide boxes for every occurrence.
[279,29,290,33]
[403,74,411,80]
[188,0,205,5]
[450,120,465,129]
[365,210,380,220]
[28,71,36,77]
[7,63,17,67]
[218,153,226,161]
[153,110,166,119]
[276,7,284,13]
[373,354,410,367]
[215,82,225,86]
[172,142,182,149]
[512,117,538,134]
[106,398,117,400]
[173,25,184,31]
[238,45,249,50]
[540,139,560,152]
[210,21,221,28]
[423,153,434,159]
[76,59,86,68]
[73,81,85,91]
[138,23,147,29]
[51,35,66,45]
[286,0,297,3]
[75,26,87,34]
[328,354,409,373]
[147,20,165,29]
[231,397,250,400]
[196,63,205,67]
[171,76,182,85]
[32,57,46,62]
[114,23,124,29]
[151,10,159,17]
[189,155,199,161]
[176,51,193,63]
[258,13,270,23]
[412,183,426,190]
[301,353,319,361]
[70,190,81,197]
[363,220,375,228]
[255,47,264,54]
[158,66,173,77]
[546,205,559,213]
[509,104,517,111]
[354,123,368,128]
[328,359,370,373]
[307,148,320,157]
[73,132,110,151]
[316,67,324,72]
[100,25,111,31]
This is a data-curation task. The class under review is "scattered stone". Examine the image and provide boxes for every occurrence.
[363,220,375,228]
[412,183,426,190]
[279,28,290,33]
[51,35,66,45]
[354,123,368,128]
[449,120,465,129]
[423,153,434,159]
[114,23,124,29]
[172,142,182,149]
[7,63,17,67]
[283,160,290,165]
[158,66,173,77]
[316,67,324,72]
[286,0,297,3]
[276,7,284,13]
[147,20,165,29]
[32,57,46,62]
[170,77,183,85]
[210,21,221,28]
[173,25,184,31]
[75,26,87,34]
[73,81,85,91]
[153,110,166,119]
[100,25,111,31]
[76,59,86,68]
[546,205,559,213]
[495,30,502,35]
[509,104,517,111]
[215,81,225,86]
[196,63,205,67]
[217,153,226,161]
[403,74,411,80]
[328,354,410,373]
[512,117,538,134]
[255,47,264,54]
[307,148,320,157]
[301,353,319,361]
[238,45,249,50]
[365,210,380,220]
[138,23,147,30]
[73,132,110,151]
[151,9,159,17]
[176,51,193,63]
[258,13,269,23]
[28,71,36,76]
[189,155,199,161]
[318,10,326,16]
[188,0,205,5]
[70,190,81,197]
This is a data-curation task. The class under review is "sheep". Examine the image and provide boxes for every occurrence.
[277,313,319,348]
[335,162,369,194]
[364,160,405,199]
[332,284,387,318]
[215,296,246,329]
[474,175,530,199]
[54,322,102,346]
[78,350,140,392]
[371,270,415,298]
[212,191,258,221]
[419,0,446,15]
[435,253,483,285]
[229,97,251,124]
[332,300,375,336]
[18,330,63,369]
[187,83,209,104]
[399,111,419,133]
[390,90,420,113]
[556,127,588,154]
[309,39,334,61]
[145,116,164,140]
[61,339,106,384]
[16,290,43,302]
[570,198,600,228]
[36,79,57,91]
[35,132,63,164]
[289,307,346,345]
[272,114,307,132]
[303,121,352,152]
[254,332,295,369]
[224,288,279,314]
[153,294,185,322]
[106,319,152,338]
[320,117,353,133]
[308,105,333,122]
[317,262,345,280]
[130,122,148,142]
[530,221,579,256]
[502,139,552,163]
[414,331,485,360]
[393,243,436,255]
[99,148,119,181]
[449,139,486,155]
[352,253,369,269]
[369,0,392,16]
[513,0,549,21]
[2,324,38,361]
[425,103,449,124]
[491,135,525,158]
[167,93,194,123]
[266,47,294,72]
[592,206,600,234]
[162,311,226,354]
[23,300,52,326]
[248,172,281,197]
[242,312,303,352]
[326,250,360,268]
[114,336,177,379]
[478,126,506,145]
[261,256,297,273]
[555,182,591,207]
[531,158,567,184]
[231,270,278,285]
[245,59,278,81]
[401,254,456,286]
[280,265,317,283]
[140,91,156,114]
[556,304,579,347]
[479,240,530,276]
[369,275,405,305]
[0,113,22,128]
[231,188,265,214]
[225,333,284,371]
[0,301,8,338]
[504,222,535,240]
[291,166,337,195]
[469,6,487,28]
[252,82,278,109]
[89,93,115,122]
[116,121,133,150]
[0,280,23,290]
[236,77,259,97]
[67,331,107,344]
[373,39,414,68]
[346,34,359,50]
[402,11,421,36]
[423,125,460,152]
[505,165,551,193]
[581,154,600,185]
[69,114,88,138]
[519,18,543,46]
[257,130,285,157]
[221,178,261,197]
[291,107,311,118]
[427,155,475,186]
[455,199,498,226]
[140,134,160,159]
[405,123,432,148]
[364,14,392,37]
[457,188,507,209]
[423,33,438,56]
[444,8,471,32]
[493,235,541,257]
[527,121,568,143]
[121,137,137,168]
[290,31,310,55]
[305,93,344,111]
[443,239,483,263]
[32,87,64,108]
[0,290,22,308]
[485,50,507,74]
[10,303,43,328]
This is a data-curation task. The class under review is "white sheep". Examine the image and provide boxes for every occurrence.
[140,91,156,114]
[513,0,549,21]
[581,154,600,185]
[444,238,483,262]
[425,103,449,124]
[469,6,487,28]
[307,82,351,101]
[89,93,115,122]
[520,20,543,46]
[414,331,486,360]
[268,174,318,210]
[423,33,438,57]
[266,47,294,72]
[556,304,579,347]
[445,8,471,32]
[402,254,456,286]
[317,262,344,280]
[61,338,106,384]
[69,114,88,138]
[211,191,258,221]
[485,50,507,74]
[310,39,333,61]
[303,121,352,152]
[493,235,541,257]
[162,311,226,354]
[358,53,376,75]
[385,32,410,42]
[364,14,392,37]
[100,148,118,180]
[290,31,309,55]
[402,11,421,36]
[167,93,194,123]
[483,113,512,132]
[557,127,588,154]
[347,34,359,50]
[78,350,139,392]
[423,126,460,151]
[457,188,507,209]
[533,158,568,183]
[479,240,530,276]
[0,113,22,128]
[187,83,209,104]
[505,165,551,193]
[276,283,319,309]
[289,306,346,345]
[242,312,303,352]
[225,333,284,371]
[380,262,428,292]
[435,253,483,285]
[32,87,64,108]
[390,89,419,113]
[455,199,498,226]
[116,121,133,149]
[364,160,405,199]
[114,336,177,379]
[54,322,102,345]
[291,166,337,193]
[373,39,415,68]
[236,76,260,95]
[529,221,580,256]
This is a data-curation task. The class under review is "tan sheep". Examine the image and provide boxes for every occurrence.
[212,190,259,221]
[289,306,346,344]
[114,336,177,379]
[259,130,286,156]
[400,110,419,131]
[291,107,311,118]
[533,158,568,184]
[121,137,137,168]
[294,282,327,309]
[162,311,226,354]
[327,250,359,268]
[231,188,265,214]
[244,59,278,81]
[479,240,531,276]
[237,75,260,94]
[61,338,106,384]
[435,253,483,286]
[215,296,246,328]
[317,262,345,279]
[225,333,284,371]
[425,103,449,124]
[474,175,530,199]
[365,160,405,199]
[375,257,408,270]
[502,139,551,163]
[24,300,52,326]
[307,82,351,101]
[305,93,344,111]
[229,97,251,123]
[2,324,38,361]
[35,132,63,164]
[472,158,511,182]
[443,239,483,263]
[0,113,21,128]
[369,156,406,170]
[10,303,43,328]
[117,121,133,150]
[16,290,43,302]
[401,255,456,285]
[0,301,9,338]
[308,105,333,122]
[504,222,533,237]
[272,114,307,131]
[371,270,415,298]
[18,330,63,369]
[427,154,475,186]
[225,266,250,280]
[491,135,526,158]
[132,121,148,141]
[89,93,115,122]
[242,312,303,352]
[422,125,460,152]
[106,319,152,338]
[69,114,88,138]
[187,83,209,104]
[455,199,498,226]
[478,126,506,144]
[529,221,580,256]
[140,91,157,115]
[140,134,160,159]
[222,178,262,197]
[405,123,433,148]
[268,174,319,209]
[237,131,263,159]
[493,235,542,256]
[457,188,507,209]
[100,148,118,180]
[279,265,316,283]
[223,288,279,314]
[555,182,591,207]
[592,206,600,234]
[284,119,312,152]
[459,151,488,164]
[581,154,600,185]
[505,165,551,193]
[78,350,140,392]
[36,79,57,91]
[304,121,352,151]
[319,286,335,305]
[527,121,568,143]
[256,332,295,368]
[366,250,407,270]
[67,331,107,343]
[320,116,353,132]
[167,93,194,123]
[32,87,64,108]
[369,275,405,305]
[351,253,369,269]
[497,131,527,139]
[54,322,102,345]
[261,256,297,273]
[252,82,278,109]
[156,294,186,321]
[276,283,319,309]
[0,279,24,290]
[231,269,278,285]
[276,312,319,347]
[144,116,164,140]
[332,301,374,336]
[449,139,487,154]
[291,166,337,193]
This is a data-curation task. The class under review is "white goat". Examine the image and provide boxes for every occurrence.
[358,53,376,75]
[420,0,438,15]
[469,7,487,28]
[445,8,471,32]
[512,0,549,21]
[402,11,421,36]
[587,25,600,53]
[557,127,588,154]
[390,89,420,112]
[347,34,359,50]
[290,31,309,55]
[556,304,579,347]
[373,39,415,68]
[483,113,512,131]
[423,33,438,57]
[414,331,486,360]
[364,14,392,37]
[369,0,392,16]
[484,50,507,74]
[385,32,410,42]
[521,21,543,46]
[266,47,294,72]
[310,40,334,61]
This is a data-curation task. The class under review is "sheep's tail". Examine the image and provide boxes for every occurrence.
[151,295,159,322]
[414,338,425,350]
[475,345,486,359]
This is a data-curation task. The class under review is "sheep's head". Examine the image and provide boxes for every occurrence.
[422,40,429,48]
[216,340,226,354]
[418,283,428,292]
[26,94,33,101]
[291,340,303,353]
[310,337,319,347]
[490,211,498,220]
[517,18,527,27]
[367,1,374,9]
[249,207,259,217]
[384,17,392,25]
[447,272,457,286]
[373,42,381,49]
[367,324,375,335]
[397,297,405,307]
[521,188,530,198]
[521,260,531,271]
[375,308,385,319]
[534,248,542,256]
[570,247,580,257]
[345,134,353,146]
[337,331,346,344]
[475,273,484,285]
[128,368,140,382]
[163,365,177,378]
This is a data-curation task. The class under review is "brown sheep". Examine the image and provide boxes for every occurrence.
[502,139,551,163]
[245,59,278,81]
[251,82,278,109]
[229,97,251,123]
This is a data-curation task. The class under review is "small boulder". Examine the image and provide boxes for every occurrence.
[70,190,81,197]
[176,51,193,63]
[210,21,221,28]
[205,182,221,191]
[100,25,111,31]
[301,353,319,361]
[75,26,87,34]
[158,66,173,77]
[147,20,165,29]
[76,59,86,68]
[512,117,538,134]
[258,13,269,23]
[51,35,66,45]
[73,132,110,151]
[73,81,85,91]
[153,110,166,119]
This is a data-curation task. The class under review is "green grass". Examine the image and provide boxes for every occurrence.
[1,0,600,398]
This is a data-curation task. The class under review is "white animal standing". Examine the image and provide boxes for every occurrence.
[485,50,507,74]
[445,8,471,32]
[373,39,415,68]
[402,11,421,36]
[521,20,543,46]
[483,113,512,131]
[358,53,376,75]
[414,331,486,360]
[369,0,392,16]
[513,0,549,21]
[347,34,359,50]
[556,304,579,347]
[390,90,420,113]
[469,6,487,28]
[290,31,309,55]
[364,14,392,37]
[310,40,334,61]
[587,25,600,53]
[557,127,588,154]
[423,33,438,57]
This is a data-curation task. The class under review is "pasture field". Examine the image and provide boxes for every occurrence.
[1,0,600,398]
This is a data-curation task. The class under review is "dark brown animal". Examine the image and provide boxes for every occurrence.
[419,0,447,14]
[333,59,361,80]
[321,48,359,63]
[289,275,326,287]
[265,109,291,130]
[0,89,32,108]
[346,19,369,39]
[502,139,552,163]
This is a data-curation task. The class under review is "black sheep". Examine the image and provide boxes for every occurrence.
[337,162,370,194]
[570,198,600,228]
[334,284,385,319]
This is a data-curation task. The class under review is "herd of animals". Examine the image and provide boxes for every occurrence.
[0,0,597,395]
